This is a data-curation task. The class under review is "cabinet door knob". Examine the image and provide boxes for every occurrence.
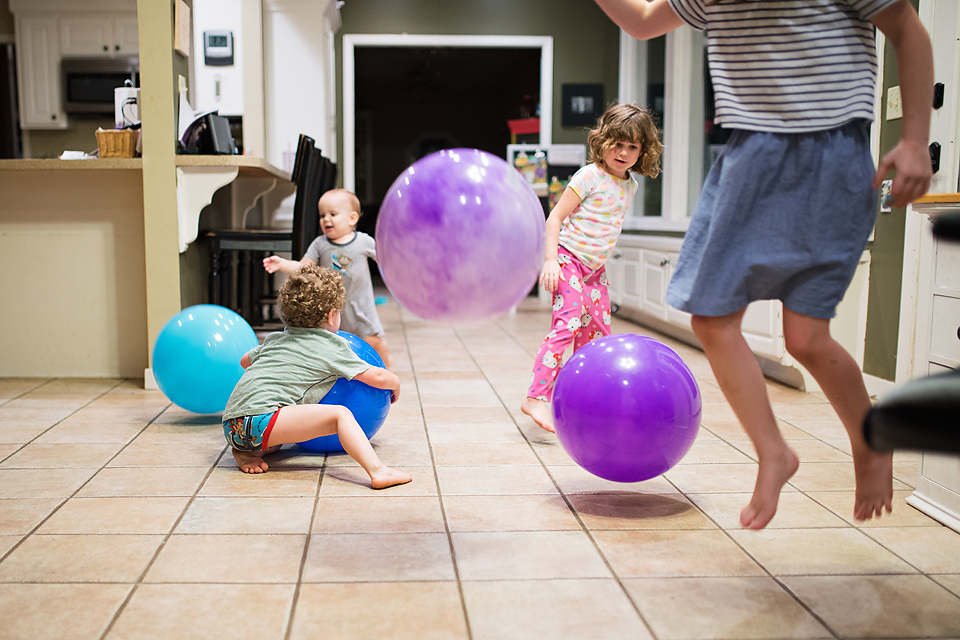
[51,114,56,120]
[660,258,670,267]
[115,45,120,51]
[103,45,108,51]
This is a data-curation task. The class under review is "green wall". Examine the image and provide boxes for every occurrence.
[862,0,919,381]
[0,0,12,38]
[336,0,621,164]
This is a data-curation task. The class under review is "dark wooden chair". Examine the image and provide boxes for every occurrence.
[205,134,337,328]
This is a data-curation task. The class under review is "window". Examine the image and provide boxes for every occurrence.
[618,28,731,230]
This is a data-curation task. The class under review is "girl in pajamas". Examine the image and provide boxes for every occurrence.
[521,103,662,433]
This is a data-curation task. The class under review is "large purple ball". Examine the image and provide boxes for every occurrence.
[553,334,702,483]
[376,148,545,322]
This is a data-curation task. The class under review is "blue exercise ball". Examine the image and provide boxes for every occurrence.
[152,305,259,414]
[298,331,392,452]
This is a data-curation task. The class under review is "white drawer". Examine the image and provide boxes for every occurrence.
[930,294,960,364]
[934,238,960,292]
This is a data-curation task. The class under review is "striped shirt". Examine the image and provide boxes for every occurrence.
[666,0,901,133]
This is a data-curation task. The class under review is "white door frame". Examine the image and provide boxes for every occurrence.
[341,34,554,192]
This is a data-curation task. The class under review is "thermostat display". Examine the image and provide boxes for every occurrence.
[203,30,234,66]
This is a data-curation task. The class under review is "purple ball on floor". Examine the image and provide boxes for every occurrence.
[376,148,545,322]
[552,334,702,483]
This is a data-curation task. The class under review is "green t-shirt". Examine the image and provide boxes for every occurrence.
[222,327,371,421]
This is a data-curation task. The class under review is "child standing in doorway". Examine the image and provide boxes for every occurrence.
[264,188,393,369]
[593,0,933,528]
[222,264,411,488]
[521,102,663,433]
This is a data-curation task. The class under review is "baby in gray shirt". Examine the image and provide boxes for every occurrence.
[264,189,392,369]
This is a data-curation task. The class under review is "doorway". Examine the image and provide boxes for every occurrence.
[342,34,554,214]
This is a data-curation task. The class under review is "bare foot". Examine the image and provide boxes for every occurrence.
[852,450,893,521]
[740,446,800,530]
[233,448,269,474]
[370,466,413,489]
[521,397,555,433]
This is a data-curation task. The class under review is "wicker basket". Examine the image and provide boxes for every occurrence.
[96,128,138,158]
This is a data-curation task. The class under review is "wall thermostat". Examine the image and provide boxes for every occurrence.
[203,30,234,66]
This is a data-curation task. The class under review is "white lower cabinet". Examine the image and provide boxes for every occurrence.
[607,234,869,391]
[903,202,960,532]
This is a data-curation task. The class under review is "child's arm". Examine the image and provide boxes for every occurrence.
[240,350,254,369]
[871,1,934,207]
[540,187,583,292]
[354,366,401,403]
[592,0,684,40]
[263,256,318,274]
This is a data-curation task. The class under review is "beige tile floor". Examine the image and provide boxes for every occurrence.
[1,295,959,640]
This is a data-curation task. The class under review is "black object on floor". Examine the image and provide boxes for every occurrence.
[863,370,960,453]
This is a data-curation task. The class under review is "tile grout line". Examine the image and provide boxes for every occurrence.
[0,378,138,465]
[97,434,232,640]
[399,306,475,640]
[458,322,660,639]
[283,450,329,640]
[0,378,160,566]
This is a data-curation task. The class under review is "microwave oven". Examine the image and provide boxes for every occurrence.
[61,57,139,114]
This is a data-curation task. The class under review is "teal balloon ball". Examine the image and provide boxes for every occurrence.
[152,305,259,414]
[298,331,391,452]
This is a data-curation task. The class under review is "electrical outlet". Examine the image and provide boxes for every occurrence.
[886,85,903,120]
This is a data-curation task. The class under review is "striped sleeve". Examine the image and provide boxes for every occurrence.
[667,0,707,30]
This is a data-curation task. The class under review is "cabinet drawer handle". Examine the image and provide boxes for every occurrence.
[613,252,622,259]
[660,258,670,267]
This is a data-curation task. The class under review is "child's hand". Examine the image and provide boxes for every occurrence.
[390,388,400,404]
[263,256,284,273]
[872,139,933,208]
[539,260,565,292]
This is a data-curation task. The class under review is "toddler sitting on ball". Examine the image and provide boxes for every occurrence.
[221,264,411,488]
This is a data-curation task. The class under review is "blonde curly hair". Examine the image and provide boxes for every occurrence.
[587,103,663,178]
[278,264,345,328]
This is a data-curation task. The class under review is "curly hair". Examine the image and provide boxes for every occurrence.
[587,103,663,178]
[278,264,345,328]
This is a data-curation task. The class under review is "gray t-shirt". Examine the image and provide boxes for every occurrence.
[222,327,371,421]
[304,232,384,338]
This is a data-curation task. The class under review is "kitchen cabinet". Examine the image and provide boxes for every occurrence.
[11,1,138,130]
[608,234,870,391]
[60,14,139,57]
[14,14,66,129]
[903,197,960,532]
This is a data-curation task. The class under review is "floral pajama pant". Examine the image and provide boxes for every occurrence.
[527,246,612,402]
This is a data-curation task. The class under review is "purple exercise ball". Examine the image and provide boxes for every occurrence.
[376,148,545,322]
[552,334,702,483]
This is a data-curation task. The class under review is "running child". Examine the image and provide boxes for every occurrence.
[521,102,663,432]
[593,0,933,528]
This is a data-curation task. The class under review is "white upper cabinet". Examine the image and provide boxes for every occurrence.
[15,14,66,129]
[60,13,139,57]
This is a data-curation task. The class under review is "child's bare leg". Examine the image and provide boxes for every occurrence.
[265,404,411,488]
[782,309,892,521]
[232,444,281,474]
[521,397,555,432]
[363,334,393,370]
[692,311,799,530]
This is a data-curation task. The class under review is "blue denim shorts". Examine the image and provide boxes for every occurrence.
[223,410,279,452]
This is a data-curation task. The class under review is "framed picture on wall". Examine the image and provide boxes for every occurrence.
[562,84,603,127]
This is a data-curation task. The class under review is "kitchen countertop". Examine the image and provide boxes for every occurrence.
[0,156,290,180]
